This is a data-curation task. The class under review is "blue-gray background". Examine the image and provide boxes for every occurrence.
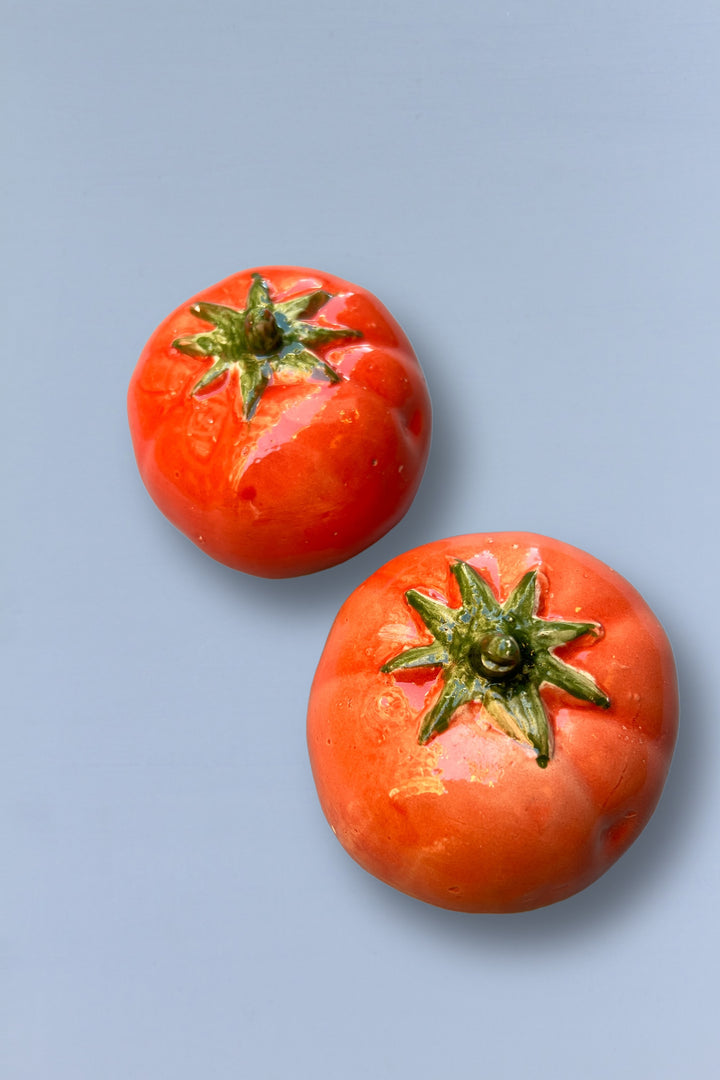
[2,1,718,1076]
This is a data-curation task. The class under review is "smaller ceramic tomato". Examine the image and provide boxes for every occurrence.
[127,266,431,577]
[307,533,678,913]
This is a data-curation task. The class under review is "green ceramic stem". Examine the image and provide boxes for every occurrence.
[382,561,610,766]
[172,273,362,419]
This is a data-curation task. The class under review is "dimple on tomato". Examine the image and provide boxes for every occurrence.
[127,266,431,577]
[307,533,678,912]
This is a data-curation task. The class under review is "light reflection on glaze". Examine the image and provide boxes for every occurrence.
[274,276,325,298]
[328,342,374,378]
[465,545,543,601]
[229,384,332,489]
[390,671,439,713]
[433,719,509,787]
[226,345,377,490]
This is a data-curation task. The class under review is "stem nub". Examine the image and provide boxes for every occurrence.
[245,307,283,356]
[468,633,522,679]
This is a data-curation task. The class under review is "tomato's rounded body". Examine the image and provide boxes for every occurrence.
[128,267,431,577]
[307,533,678,912]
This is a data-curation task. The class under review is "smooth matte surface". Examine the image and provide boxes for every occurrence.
[2,2,717,1076]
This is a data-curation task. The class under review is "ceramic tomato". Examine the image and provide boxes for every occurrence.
[307,533,678,912]
[128,266,431,577]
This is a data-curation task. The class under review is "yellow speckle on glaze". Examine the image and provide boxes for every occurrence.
[389,777,447,799]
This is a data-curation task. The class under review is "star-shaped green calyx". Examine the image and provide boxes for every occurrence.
[172,273,362,419]
[381,560,610,767]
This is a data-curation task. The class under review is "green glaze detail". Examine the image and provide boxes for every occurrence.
[172,273,362,419]
[381,561,610,767]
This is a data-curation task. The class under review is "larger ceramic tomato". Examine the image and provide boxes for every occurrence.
[128,266,431,577]
[307,533,678,912]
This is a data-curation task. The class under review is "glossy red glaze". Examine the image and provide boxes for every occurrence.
[307,533,678,912]
[128,266,431,576]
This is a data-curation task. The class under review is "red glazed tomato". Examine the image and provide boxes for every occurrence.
[127,266,431,577]
[307,533,678,912]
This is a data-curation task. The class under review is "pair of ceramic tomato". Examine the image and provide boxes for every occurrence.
[128,266,678,913]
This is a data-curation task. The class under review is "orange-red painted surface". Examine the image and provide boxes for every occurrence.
[308,533,678,912]
[128,266,431,576]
